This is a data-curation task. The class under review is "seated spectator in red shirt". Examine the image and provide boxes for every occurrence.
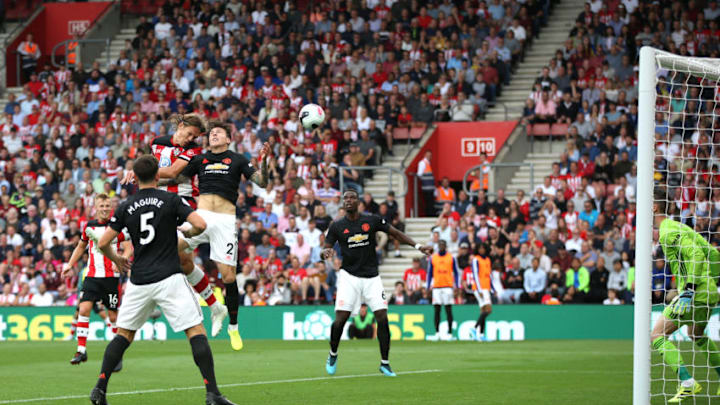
[403,258,427,303]
[287,256,309,304]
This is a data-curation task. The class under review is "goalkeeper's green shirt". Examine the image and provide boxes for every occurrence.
[659,218,720,304]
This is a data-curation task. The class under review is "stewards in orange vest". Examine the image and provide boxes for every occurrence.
[479,153,490,191]
[434,177,456,213]
[417,150,436,216]
[67,39,78,66]
[17,33,40,83]
[426,240,460,341]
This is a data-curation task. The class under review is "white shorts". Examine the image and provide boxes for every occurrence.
[184,209,237,266]
[432,287,454,305]
[116,273,203,333]
[335,270,388,313]
[474,289,492,307]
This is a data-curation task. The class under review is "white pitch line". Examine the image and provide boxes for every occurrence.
[0,369,442,404]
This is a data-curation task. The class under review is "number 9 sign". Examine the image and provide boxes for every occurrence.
[461,138,496,157]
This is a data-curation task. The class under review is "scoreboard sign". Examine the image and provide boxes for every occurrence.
[461,137,496,157]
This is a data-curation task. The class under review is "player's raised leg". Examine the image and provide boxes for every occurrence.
[71,300,93,364]
[90,328,134,405]
[327,309,351,375]
[374,309,395,376]
[651,311,700,403]
[217,262,243,350]
[362,273,395,376]
[185,323,235,405]
[179,238,228,338]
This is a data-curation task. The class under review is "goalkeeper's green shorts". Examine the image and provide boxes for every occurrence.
[663,297,716,330]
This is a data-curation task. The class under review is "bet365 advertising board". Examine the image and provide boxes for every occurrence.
[0,305,645,342]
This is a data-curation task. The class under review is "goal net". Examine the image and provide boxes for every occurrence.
[636,47,720,405]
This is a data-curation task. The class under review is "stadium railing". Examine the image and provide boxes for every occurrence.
[462,162,536,199]
[50,38,111,70]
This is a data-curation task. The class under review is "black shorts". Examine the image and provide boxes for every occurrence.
[79,277,120,310]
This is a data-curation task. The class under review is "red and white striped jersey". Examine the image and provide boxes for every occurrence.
[151,136,201,198]
[403,268,427,292]
[82,219,129,278]
[566,174,583,194]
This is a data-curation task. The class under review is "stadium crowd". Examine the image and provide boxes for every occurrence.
[0,0,706,308]
[0,0,550,307]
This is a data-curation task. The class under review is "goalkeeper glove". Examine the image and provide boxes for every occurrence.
[671,290,694,316]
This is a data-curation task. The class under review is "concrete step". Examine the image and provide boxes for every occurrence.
[522,55,555,64]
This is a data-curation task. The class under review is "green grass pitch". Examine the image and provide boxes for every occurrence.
[0,339,637,404]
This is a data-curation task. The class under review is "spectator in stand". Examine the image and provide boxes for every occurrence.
[522,257,546,303]
[287,256,308,304]
[534,91,557,123]
[403,258,427,304]
[564,257,590,303]
[500,257,524,304]
[607,259,629,303]
[587,257,610,304]
[389,281,410,305]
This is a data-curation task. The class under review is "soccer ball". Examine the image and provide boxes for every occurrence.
[299,103,325,130]
[302,310,333,340]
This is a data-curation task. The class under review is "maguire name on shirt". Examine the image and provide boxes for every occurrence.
[124,197,165,216]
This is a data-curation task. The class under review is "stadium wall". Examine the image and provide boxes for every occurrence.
[0,305,663,342]
[6,2,112,86]
[404,121,518,216]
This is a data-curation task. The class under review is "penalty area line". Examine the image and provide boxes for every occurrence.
[0,369,442,404]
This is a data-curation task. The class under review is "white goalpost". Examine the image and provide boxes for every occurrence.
[636,46,720,405]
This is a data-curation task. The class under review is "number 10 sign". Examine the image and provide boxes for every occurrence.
[461,138,496,157]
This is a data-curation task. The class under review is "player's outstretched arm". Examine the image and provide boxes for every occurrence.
[387,225,433,256]
[98,228,131,274]
[181,211,207,238]
[61,239,88,279]
[158,157,191,180]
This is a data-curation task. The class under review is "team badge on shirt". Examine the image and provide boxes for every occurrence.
[362,223,370,232]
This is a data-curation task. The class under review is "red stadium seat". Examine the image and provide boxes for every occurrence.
[529,124,550,136]
[393,127,410,140]
[409,125,426,139]
[550,123,569,137]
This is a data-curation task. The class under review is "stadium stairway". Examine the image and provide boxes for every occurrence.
[0,22,23,91]
[379,217,438,292]
[504,140,566,196]
[0,86,25,107]
[483,0,586,121]
[364,142,437,292]
[97,17,141,71]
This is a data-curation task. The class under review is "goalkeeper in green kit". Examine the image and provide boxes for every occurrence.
[651,198,720,403]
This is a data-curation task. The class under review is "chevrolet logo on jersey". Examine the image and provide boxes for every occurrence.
[347,233,370,248]
[205,163,230,170]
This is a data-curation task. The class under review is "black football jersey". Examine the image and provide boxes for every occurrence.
[109,188,193,285]
[182,150,257,203]
[325,213,389,278]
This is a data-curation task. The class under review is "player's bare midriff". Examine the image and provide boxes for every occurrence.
[197,194,235,215]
